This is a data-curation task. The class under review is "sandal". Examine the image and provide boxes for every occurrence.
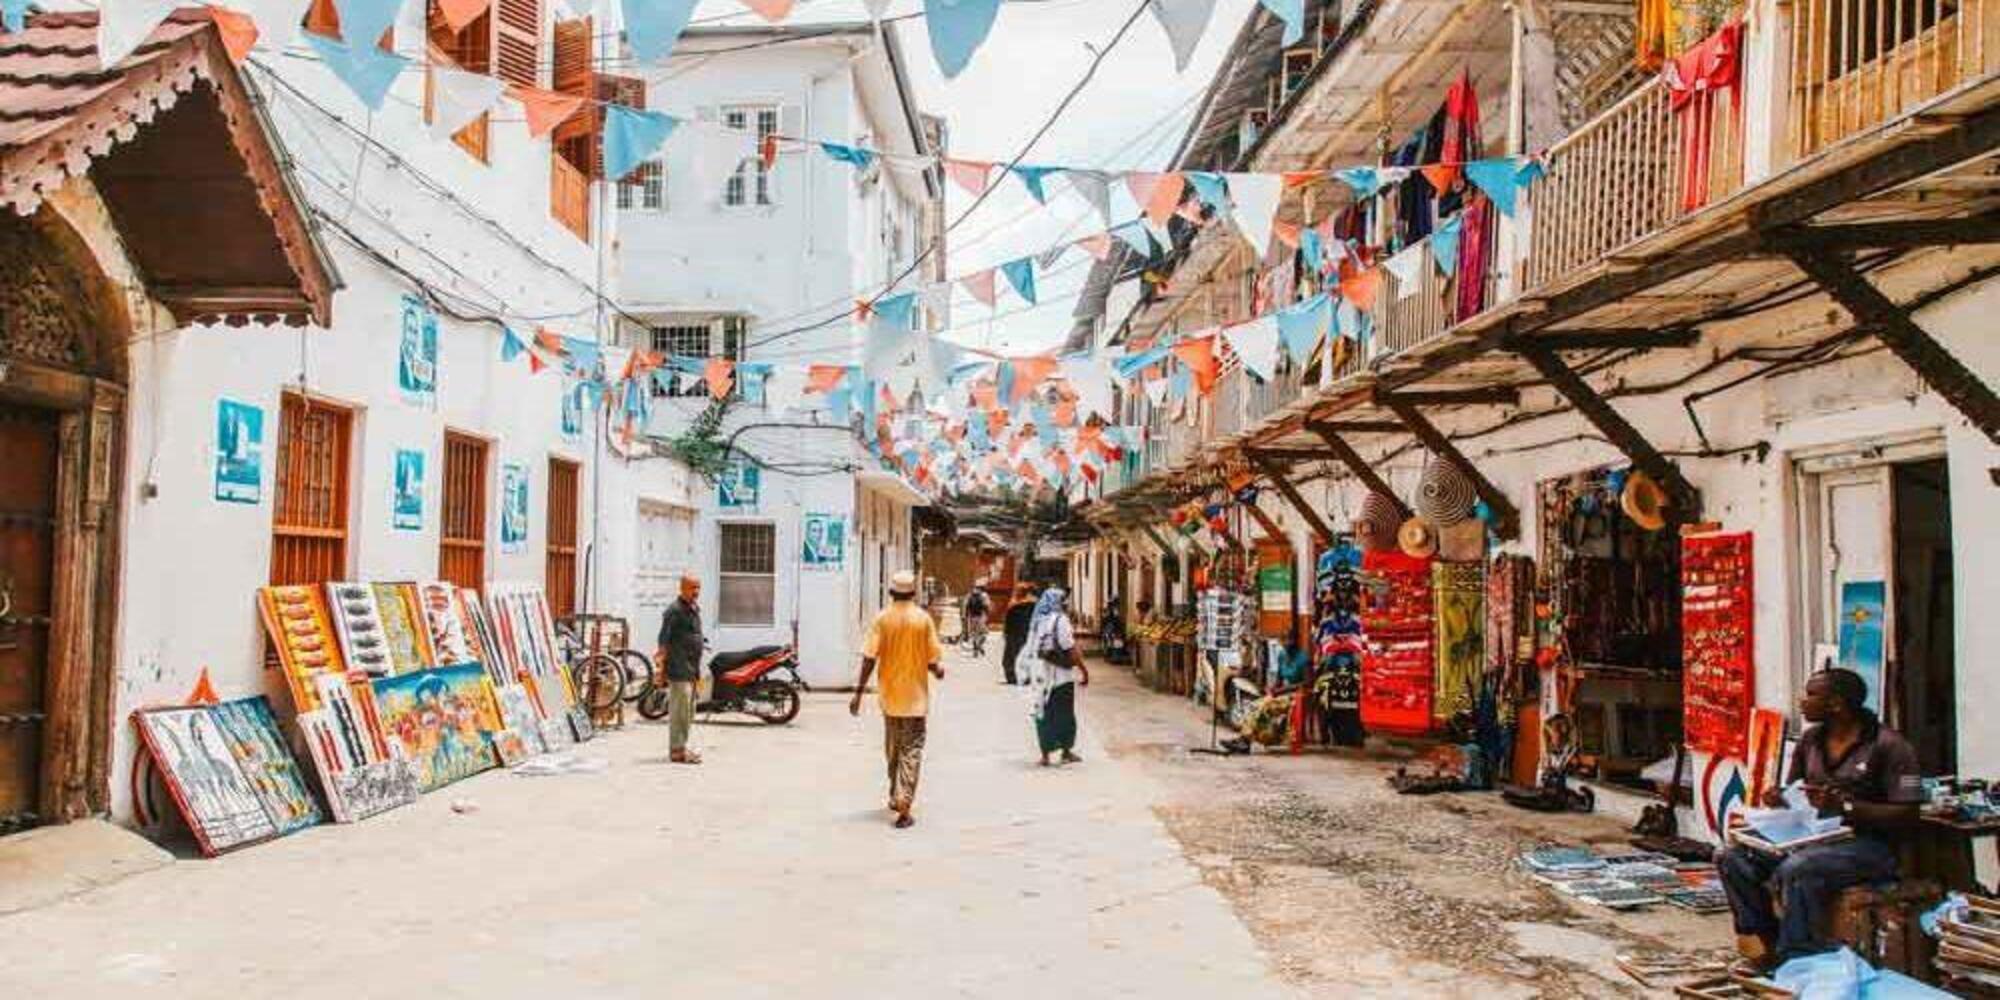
[893,813,915,829]
[670,750,703,765]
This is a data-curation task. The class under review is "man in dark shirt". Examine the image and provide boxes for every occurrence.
[1718,669,1921,971]
[999,584,1038,685]
[655,574,704,765]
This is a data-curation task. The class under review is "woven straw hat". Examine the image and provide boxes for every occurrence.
[1621,471,1669,532]
[1416,456,1476,527]
[1397,516,1439,559]
[1355,491,1403,552]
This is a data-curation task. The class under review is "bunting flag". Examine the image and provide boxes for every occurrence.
[806,364,848,394]
[1258,0,1305,45]
[1184,170,1229,215]
[862,0,892,20]
[604,106,681,182]
[1064,169,1114,226]
[1276,292,1330,365]
[623,0,697,63]
[765,365,806,413]
[1009,355,1059,401]
[97,0,177,66]
[1300,226,1325,276]
[1109,221,1154,257]
[819,142,876,170]
[500,325,527,362]
[999,257,1037,305]
[1334,165,1383,200]
[1170,335,1219,395]
[304,31,410,110]
[1126,171,1185,228]
[704,357,735,399]
[1062,355,1115,422]
[1339,263,1383,312]
[1384,242,1424,299]
[871,291,918,330]
[1431,212,1464,276]
[1077,232,1114,261]
[232,0,310,52]
[1419,162,1461,193]
[1222,316,1279,381]
[740,0,794,20]
[1224,172,1281,258]
[436,0,487,31]
[331,0,403,54]
[1464,157,1531,216]
[961,268,999,307]
[430,66,507,140]
[206,5,259,63]
[507,83,587,139]
[925,0,1003,78]
[1149,0,1219,72]
[1335,296,1370,344]
[1012,164,1062,203]
[944,158,995,196]
[1167,364,1192,402]
[4,0,28,33]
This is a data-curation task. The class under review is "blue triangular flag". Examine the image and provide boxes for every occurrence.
[1299,226,1324,274]
[1335,297,1371,345]
[968,412,990,449]
[3,0,29,33]
[1258,0,1304,45]
[1113,343,1170,379]
[1432,213,1463,276]
[332,0,404,57]
[304,32,408,110]
[500,326,526,362]
[623,0,698,63]
[820,142,876,170]
[1168,365,1192,401]
[604,106,681,183]
[1110,221,1154,256]
[925,0,1003,78]
[1464,158,1526,216]
[1185,171,1229,214]
[1276,292,1330,365]
[999,257,1037,305]
[651,369,677,395]
[872,291,918,330]
[1334,165,1380,199]
[1012,164,1062,203]
[563,337,601,374]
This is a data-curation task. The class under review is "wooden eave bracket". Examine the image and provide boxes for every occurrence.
[1507,341,1705,520]
[1305,420,1414,520]
[1372,394,1523,540]
[1245,448,1335,546]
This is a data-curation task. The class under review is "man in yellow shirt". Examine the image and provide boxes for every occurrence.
[849,570,944,829]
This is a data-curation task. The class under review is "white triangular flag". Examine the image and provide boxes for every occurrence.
[1062,355,1116,423]
[1149,0,1218,72]
[236,0,310,51]
[1384,242,1424,300]
[1224,172,1281,259]
[862,0,891,20]
[1064,169,1115,227]
[765,366,806,414]
[430,66,507,139]
[692,119,758,207]
[1144,377,1169,405]
[1222,315,1279,381]
[98,0,180,68]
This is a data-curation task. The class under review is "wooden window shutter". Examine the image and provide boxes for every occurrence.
[552,17,594,95]
[551,17,600,176]
[493,0,541,88]
[425,1,493,162]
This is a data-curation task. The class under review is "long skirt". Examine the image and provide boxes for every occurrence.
[1036,683,1078,755]
[883,715,926,812]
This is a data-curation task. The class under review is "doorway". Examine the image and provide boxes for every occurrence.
[0,404,59,833]
[1891,459,1954,774]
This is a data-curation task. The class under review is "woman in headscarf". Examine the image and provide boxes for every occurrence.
[1024,588,1090,766]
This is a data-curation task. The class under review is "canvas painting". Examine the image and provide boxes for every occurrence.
[134,705,279,855]
[327,582,394,676]
[1837,580,1887,713]
[493,729,531,766]
[258,585,347,711]
[567,705,595,743]
[418,580,476,665]
[298,709,419,823]
[495,683,546,754]
[392,448,425,531]
[456,588,504,685]
[372,665,502,792]
[371,582,434,674]
[210,696,322,835]
[538,716,575,751]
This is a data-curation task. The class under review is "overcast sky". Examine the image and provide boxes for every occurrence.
[694,0,1260,355]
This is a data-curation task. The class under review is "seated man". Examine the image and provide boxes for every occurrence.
[1717,668,1922,972]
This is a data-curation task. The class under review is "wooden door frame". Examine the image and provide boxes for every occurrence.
[0,357,124,825]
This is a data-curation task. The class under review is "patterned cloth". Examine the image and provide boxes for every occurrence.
[1431,561,1486,724]
[883,716,927,813]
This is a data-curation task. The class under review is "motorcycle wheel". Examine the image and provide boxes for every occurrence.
[637,687,671,721]
[747,682,801,725]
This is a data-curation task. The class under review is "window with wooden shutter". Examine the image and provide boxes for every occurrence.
[271,394,353,586]
[439,431,489,590]
[493,0,540,88]
[546,458,580,619]
[425,1,493,162]
[301,0,394,48]
[549,17,595,239]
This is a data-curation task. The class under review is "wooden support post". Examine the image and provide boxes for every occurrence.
[1242,496,1288,543]
[1246,450,1334,546]
[1787,249,2000,444]
[1141,525,1177,558]
[1511,342,1703,519]
[1306,422,1413,519]
[1375,399,1523,540]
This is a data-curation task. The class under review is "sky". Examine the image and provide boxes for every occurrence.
[687,0,1261,356]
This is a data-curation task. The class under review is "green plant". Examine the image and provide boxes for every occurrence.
[662,396,737,482]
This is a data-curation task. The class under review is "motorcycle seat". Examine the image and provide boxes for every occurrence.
[710,645,786,673]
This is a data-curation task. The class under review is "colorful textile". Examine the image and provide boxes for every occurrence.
[1360,550,1435,736]
[1484,554,1536,712]
[1662,20,1743,211]
[883,716,927,813]
[1431,561,1485,724]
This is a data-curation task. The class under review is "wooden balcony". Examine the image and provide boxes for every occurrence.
[1788,0,1999,159]
[550,153,590,242]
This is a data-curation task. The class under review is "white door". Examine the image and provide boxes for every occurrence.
[1801,466,1894,713]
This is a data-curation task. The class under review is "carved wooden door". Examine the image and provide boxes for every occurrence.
[0,403,58,833]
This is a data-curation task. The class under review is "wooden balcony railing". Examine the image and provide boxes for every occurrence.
[1788,0,1997,159]
[1521,73,1744,291]
[550,154,591,242]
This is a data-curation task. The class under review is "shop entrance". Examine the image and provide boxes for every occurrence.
[0,404,59,833]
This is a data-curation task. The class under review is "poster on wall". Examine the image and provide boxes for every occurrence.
[1836,580,1886,713]
[213,398,263,504]
[501,462,528,552]
[398,294,439,405]
[393,448,425,531]
[802,512,845,570]
[560,381,583,440]
[717,460,760,508]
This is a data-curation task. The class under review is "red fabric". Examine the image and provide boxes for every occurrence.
[1359,551,1435,736]
[1453,196,1494,321]
[1662,21,1744,212]
[1443,71,1479,166]
[1681,531,1754,758]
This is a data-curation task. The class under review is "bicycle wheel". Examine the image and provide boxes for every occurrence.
[616,649,653,702]
[572,653,624,714]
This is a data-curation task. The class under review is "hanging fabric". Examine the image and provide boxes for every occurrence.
[1662,20,1744,212]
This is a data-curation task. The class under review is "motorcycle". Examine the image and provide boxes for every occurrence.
[638,644,807,725]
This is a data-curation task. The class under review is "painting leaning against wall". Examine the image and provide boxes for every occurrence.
[371,664,503,792]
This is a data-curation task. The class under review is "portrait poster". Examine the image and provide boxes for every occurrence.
[801,512,845,570]
[560,380,584,440]
[717,460,760,508]
[213,398,263,504]
[133,705,280,855]
[1837,580,1886,713]
[501,462,529,552]
[371,665,502,793]
[392,448,424,531]
[398,294,438,405]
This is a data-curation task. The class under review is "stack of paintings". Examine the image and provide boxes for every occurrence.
[133,696,321,856]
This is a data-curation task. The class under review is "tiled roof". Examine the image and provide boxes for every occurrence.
[0,10,214,165]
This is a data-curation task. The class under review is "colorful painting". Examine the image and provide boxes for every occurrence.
[133,705,279,855]
[493,730,530,766]
[718,459,760,507]
[298,709,420,825]
[1837,580,1886,713]
[500,462,529,553]
[417,581,476,665]
[371,582,435,673]
[327,582,394,676]
[371,665,502,792]
[458,588,506,685]
[214,398,263,504]
[398,294,438,405]
[495,683,547,757]
[802,512,844,569]
[257,586,347,711]
[210,696,322,835]
[1431,562,1485,724]
[393,448,425,531]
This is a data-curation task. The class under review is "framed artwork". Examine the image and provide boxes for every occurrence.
[1837,580,1886,713]
[133,704,280,855]
[214,398,263,504]
[210,696,322,835]
[257,586,347,711]
[417,581,476,665]
[371,582,435,673]
[801,512,845,570]
[398,294,438,406]
[327,582,394,677]
[500,462,529,553]
[299,709,420,824]
[393,448,425,531]
[458,588,507,686]
[371,665,502,793]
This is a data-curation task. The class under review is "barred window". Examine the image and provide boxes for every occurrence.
[722,105,779,207]
[717,522,776,626]
[617,159,665,211]
[650,318,747,397]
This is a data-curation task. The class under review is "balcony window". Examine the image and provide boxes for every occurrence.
[723,105,779,207]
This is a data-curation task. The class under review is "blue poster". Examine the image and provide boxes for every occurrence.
[392,449,424,531]
[717,460,760,508]
[500,462,529,552]
[560,380,583,440]
[1837,580,1886,713]
[801,512,845,570]
[214,398,263,504]
[398,294,438,405]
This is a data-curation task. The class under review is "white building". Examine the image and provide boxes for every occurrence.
[613,24,942,686]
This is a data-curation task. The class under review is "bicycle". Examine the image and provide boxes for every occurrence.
[963,613,988,657]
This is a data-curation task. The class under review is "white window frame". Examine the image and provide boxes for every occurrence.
[617,158,665,211]
[649,317,748,398]
[721,104,779,208]
[716,520,778,627]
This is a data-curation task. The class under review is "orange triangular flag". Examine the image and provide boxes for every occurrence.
[1139,172,1186,228]
[1281,170,1322,190]
[508,84,587,139]
[437,0,489,33]
[207,6,258,63]
[806,364,848,393]
[704,357,735,399]
[740,0,796,20]
[944,158,994,196]
[1171,335,1220,394]
[528,352,548,374]
[185,666,220,705]
[1340,264,1383,312]
[1009,355,1060,401]
[534,328,564,352]
[1420,162,1461,192]
[760,133,780,170]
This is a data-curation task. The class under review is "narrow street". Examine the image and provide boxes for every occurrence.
[0,642,1734,999]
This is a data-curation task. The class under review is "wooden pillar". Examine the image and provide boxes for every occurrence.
[1246,450,1334,546]
[1306,421,1413,519]
[1376,397,1523,540]
[1509,343,1703,520]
